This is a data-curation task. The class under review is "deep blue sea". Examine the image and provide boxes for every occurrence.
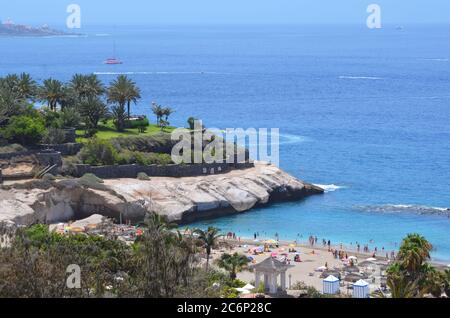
[1,24,449,261]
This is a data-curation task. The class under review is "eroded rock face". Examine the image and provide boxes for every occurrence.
[0,163,323,225]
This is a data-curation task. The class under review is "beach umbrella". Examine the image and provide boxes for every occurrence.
[447,264,450,268]
[344,273,364,283]
[289,244,296,248]
[358,261,375,267]
[348,256,358,260]
[320,271,341,279]
[366,257,377,261]
[271,252,278,257]
[316,266,327,272]
[265,239,277,244]
[345,266,361,273]
[243,283,255,290]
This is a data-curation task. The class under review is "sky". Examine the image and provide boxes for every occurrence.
[0,0,449,26]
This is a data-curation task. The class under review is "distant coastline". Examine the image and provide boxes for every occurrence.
[0,19,81,37]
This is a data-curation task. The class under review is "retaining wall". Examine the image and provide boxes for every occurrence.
[74,162,254,179]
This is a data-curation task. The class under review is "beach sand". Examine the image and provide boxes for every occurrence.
[208,237,390,295]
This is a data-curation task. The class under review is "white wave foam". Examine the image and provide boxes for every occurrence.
[339,76,382,80]
[93,71,222,75]
[360,204,449,216]
[314,184,345,193]
[422,58,449,62]
[226,132,310,147]
[279,133,311,145]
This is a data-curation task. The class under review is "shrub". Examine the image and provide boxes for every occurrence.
[116,150,173,166]
[0,143,27,154]
[125,117,149,129]
[41,108,61,128]
[59,107,81,128]
[42,128,66,145]
[79,173,104,184]
[111,104,126,132]
[78,138,118,166]
[137,172,150,181]
[1,115,46,146]
[227,279,246,288]
[41,173,56,181]
[61,156,81,176]
[221,286,240,298]
[110,133,174,154]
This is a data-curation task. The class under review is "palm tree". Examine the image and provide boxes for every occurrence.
[216,253,250,280]
[398,233,433,275]
[142,212,177,233]
[444,269,450,296]
[123,78,140,119]
[0,78,26,125]
[193,227,222,270]
[421,264,445,297]
[107,75,140,129]
[386,273,419,298]
[162,107,173,123]
[17,73,37,101]
[79,97,108,129]
[107,76,128,131]
[70,74,105,102]
[69,74,87,99]
[151,102,163,126]
[38,78,66,111]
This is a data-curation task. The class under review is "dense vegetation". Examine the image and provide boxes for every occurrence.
[0,217,236,298]
[0,73,175,147]
[378,233,450,298]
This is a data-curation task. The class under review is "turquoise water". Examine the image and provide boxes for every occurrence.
[1,24,449,261]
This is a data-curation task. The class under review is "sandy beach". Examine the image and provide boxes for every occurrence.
[208,236,393,295]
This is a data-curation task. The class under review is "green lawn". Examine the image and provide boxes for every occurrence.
[76,120,176,143]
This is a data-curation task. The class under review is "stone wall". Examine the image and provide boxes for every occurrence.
[0,150,36,160]
[0,143,82,160]
[36,150,63,168]
[38,143,82,156]
[74,162,254,179]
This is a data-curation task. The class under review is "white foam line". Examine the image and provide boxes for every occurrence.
[314,184,345,193]
[93,71,224,75]
[339,76,383,80]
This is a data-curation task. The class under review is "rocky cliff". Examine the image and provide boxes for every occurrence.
[0,162,323,225]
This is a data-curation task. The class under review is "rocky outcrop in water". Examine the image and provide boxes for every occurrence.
[0,163,323,225]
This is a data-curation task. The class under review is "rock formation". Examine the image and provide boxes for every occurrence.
[0,162,323,225]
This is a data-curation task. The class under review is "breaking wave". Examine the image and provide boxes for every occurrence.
[339,76,383,80]
[313,184,345,193]
[422,58,449,62]
[93,71,224,75]
[358,204,450,216]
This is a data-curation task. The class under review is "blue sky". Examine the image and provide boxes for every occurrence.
[1,0,449,26]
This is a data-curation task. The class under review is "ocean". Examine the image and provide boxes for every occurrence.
[1,24,449,261]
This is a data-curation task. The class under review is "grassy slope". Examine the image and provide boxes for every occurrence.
[76,120,176,143]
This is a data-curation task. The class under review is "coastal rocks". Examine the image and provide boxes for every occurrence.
[0,200,37,225]
[0,163,323,225]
